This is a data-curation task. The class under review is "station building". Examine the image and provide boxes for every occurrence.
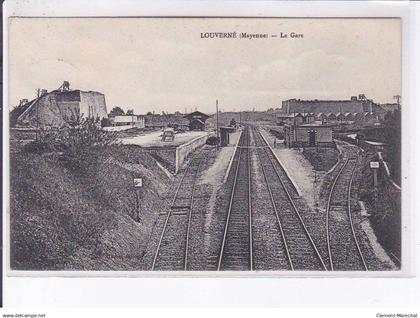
[283,122,334,148]
[183,111,210,131]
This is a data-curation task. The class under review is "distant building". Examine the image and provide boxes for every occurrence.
[281,95,385,116]
[379,103,400,112]
[145,114,167,129]
[11,81,108,128]
[335,112,346,121]
[326,113,337,121]
[276,112,315,126]
[111,115,145,128]
[283,123,334,148]
[344,112,354,121]
[183,111,210,131]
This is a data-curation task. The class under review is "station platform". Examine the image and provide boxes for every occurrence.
[120,130,211,174]
[120,130,209,148]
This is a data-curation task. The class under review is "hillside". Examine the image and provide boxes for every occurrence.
[10,144,172,270]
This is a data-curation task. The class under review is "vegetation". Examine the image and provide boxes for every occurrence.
[11,118,172,270]
[382,109,401,185]
[302,147,339,171]
[108,106,125,117]
[24,116,119,168]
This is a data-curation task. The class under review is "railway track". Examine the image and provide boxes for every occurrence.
[326,146,368,271]
[217,126,253,270]
[252,127,327,271]
[151,148,207,271]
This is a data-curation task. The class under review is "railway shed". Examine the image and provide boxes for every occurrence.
[183,111,210,131]
[283,122,334,148]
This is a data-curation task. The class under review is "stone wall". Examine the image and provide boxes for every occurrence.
[16,90,108,128]
[80,91,108,119]
[175,134,209,172]
[17,93,66,127]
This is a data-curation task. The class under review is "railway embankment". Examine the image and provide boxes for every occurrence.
[10,144,173,270]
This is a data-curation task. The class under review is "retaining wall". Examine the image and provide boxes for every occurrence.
[175,134,209,173]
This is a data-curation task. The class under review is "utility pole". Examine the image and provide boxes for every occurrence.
[35,88,40,142]
[216,99,219,150]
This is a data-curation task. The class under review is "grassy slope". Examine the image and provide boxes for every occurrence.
[302,147,339,172]
[10,145,171,270]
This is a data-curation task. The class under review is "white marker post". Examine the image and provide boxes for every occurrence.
[370,161,379,188]
[133,178,143,223]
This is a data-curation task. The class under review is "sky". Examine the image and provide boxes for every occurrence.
[8,18,401,114]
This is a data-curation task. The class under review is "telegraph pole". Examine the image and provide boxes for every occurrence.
[216,99,219,150]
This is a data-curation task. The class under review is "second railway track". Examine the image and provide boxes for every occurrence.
[152,148,208,271]
[326,146,368,271]
[217,126,253,270]
[252,127,327,271]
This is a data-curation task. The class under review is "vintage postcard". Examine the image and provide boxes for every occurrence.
[6,17,402,274]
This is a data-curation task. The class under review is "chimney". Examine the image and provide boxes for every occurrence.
[41,89,48,96]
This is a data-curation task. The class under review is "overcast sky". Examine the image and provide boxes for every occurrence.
[9,18,401,114]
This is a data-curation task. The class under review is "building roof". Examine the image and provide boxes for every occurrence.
[190,118,205,125]
[281,96,382,114]
[277,112,313,119]
[183,111,210,120]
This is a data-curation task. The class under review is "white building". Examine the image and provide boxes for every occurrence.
[112,115,145,128]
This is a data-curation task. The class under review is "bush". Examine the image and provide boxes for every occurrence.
[206,136,220,145]
[23,117,119,168]
[101,117,112,127]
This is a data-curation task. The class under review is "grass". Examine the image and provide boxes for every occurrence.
[302,147,339,172]
[10,144,172,270]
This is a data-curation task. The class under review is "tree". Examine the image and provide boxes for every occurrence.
[126,109,134,115]
[384,109,401,185]
[101,117,112,127]
[109,106,125,117]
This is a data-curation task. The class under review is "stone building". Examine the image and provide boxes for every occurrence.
[12,82,108,128]
[281,95,385,116]
[283,123,334,148]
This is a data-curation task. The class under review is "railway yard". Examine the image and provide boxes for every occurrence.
[141,124,398,271]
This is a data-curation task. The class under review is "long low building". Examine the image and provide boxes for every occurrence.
[281,95,387,117]
[110,115,145,128]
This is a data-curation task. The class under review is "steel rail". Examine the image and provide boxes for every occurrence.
[247,128,254,270]
[326,148,368,271]
[151,151,202,271]
[326,158,349,271]
[256,128,328,271]
[217,128,252,270]
[184,155,204,270]
[251,127,294,270]
[347,154,368,271]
